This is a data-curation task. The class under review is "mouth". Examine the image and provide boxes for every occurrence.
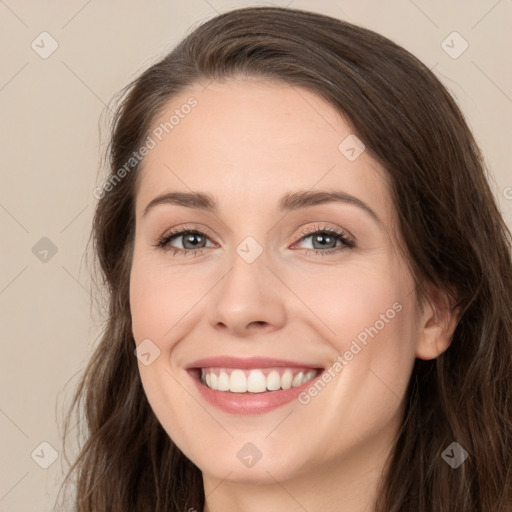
[185,356,325,414]
[192,367,320,393]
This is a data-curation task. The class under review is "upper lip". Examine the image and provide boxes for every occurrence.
[186,356,324,370]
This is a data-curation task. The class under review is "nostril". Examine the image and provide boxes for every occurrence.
[248,321,269,329]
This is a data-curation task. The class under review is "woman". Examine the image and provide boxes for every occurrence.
[59,6,512,512]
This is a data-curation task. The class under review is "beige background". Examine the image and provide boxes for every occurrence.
[0,0,511,510]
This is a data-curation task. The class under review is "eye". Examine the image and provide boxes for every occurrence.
[292,224,355,256]
[155,226,215,256]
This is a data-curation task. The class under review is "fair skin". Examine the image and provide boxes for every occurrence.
[129,78,458,512]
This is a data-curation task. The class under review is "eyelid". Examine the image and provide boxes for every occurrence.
[293,223,356,244]
[158,223,218,243]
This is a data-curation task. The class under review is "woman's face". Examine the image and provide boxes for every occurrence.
[129,79,439,487]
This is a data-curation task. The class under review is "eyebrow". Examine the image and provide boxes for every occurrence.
[142,190,381,225]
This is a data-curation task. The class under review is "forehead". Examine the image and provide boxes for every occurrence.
[135,79,392,222]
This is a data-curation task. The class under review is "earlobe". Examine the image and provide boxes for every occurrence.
[415,289,461,361]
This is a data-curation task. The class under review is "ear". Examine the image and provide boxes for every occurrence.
[415,285,461,360]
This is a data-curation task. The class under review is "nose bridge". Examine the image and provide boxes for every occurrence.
[209,233,286,335]
[223,235,269,303]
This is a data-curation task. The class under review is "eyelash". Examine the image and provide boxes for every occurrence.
[154,224,355,258]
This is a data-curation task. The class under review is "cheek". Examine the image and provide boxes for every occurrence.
[129,252,211,346]
[130,266,166,345]
[283,258,414,346]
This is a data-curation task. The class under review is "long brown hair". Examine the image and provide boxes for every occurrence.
[57,6,512,511]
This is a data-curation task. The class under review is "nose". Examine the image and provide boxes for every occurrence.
[208,246,287,338]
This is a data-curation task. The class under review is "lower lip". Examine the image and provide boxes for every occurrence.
[188,369,323,415]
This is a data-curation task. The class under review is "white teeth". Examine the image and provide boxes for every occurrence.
[303,370,316,384]
[210,372,218,391]
[229,369,247,392]
[200,367,319,393]
[266,370,281,391]
[292,372,303,388]
[281,370,293,389]
[217,371,230,391]
[247,370,267,392]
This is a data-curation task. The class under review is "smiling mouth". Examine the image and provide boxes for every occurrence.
[192,367,322,393]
